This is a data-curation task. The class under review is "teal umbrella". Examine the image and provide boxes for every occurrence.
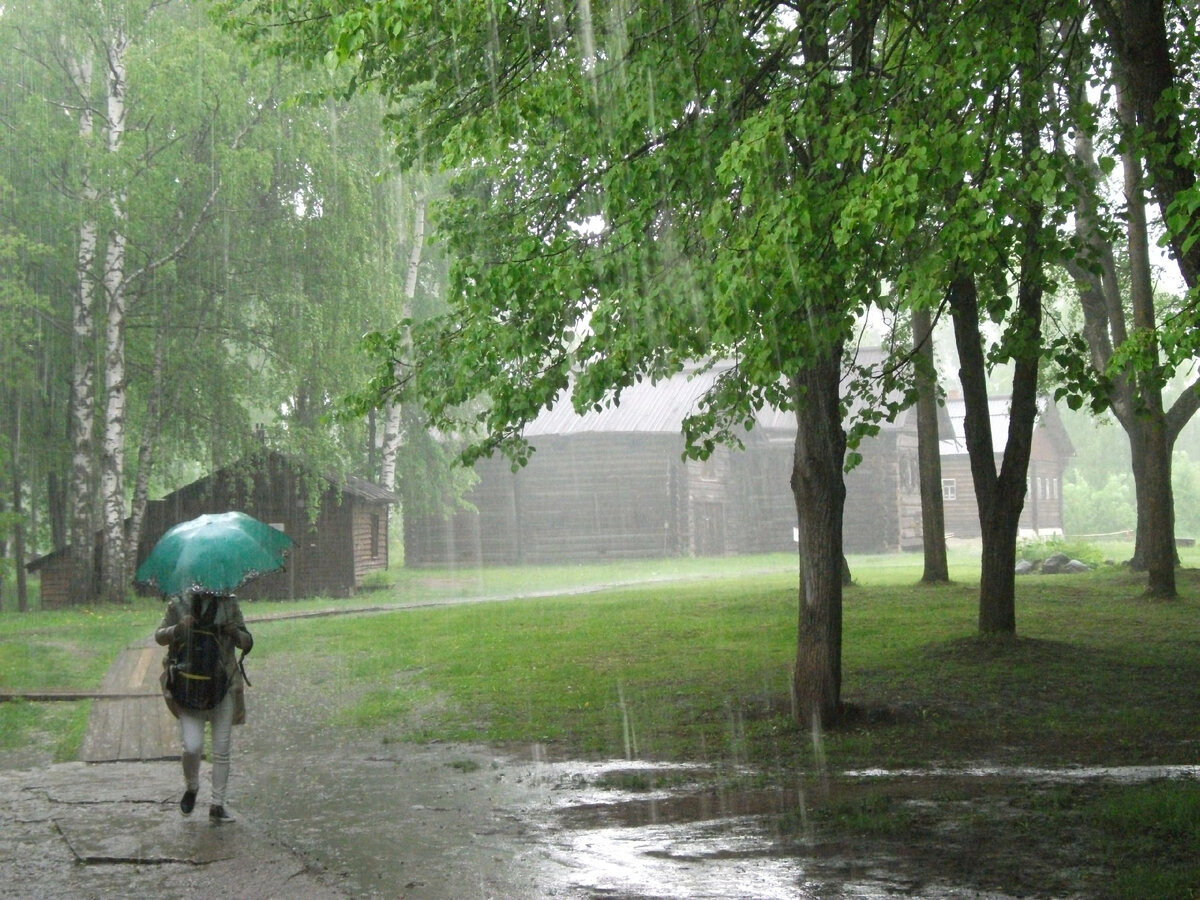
[135,511,293,597]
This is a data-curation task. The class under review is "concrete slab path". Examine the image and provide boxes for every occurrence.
[0,759,346,899]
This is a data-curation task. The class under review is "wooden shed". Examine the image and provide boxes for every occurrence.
[138,450,397,599]
[938,395,1075,538]
[403,363,941,567]
[28,450,397,605]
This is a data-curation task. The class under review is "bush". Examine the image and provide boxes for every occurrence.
[360,570,394,591]
[1016,536,1107,567]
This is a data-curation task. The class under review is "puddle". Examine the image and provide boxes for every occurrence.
[53,805,239,864]
[241,745,1108,899]
[544,816,806,900]
[232,656,1194,898]
[843,763,1200,782]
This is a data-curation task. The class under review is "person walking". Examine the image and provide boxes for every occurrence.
[155,590,253,823]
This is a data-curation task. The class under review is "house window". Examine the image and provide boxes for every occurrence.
[370,514,380,559]
[941,478,957,502]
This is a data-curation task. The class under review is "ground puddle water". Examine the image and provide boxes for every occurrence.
[517,757,1200,899]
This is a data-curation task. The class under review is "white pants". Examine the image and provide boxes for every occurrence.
[178,689,234,806]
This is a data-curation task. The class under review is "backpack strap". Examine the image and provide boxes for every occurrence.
[195,595,220,628]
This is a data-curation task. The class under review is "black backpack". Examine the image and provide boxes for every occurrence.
[166,598,230,711]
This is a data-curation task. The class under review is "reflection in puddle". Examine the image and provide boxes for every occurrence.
[843,764,1200,782]
[546,817,807,899]
[524,758,1200,899]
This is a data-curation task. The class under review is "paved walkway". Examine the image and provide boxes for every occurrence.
[0,759,346,898]
[63,602,412,763]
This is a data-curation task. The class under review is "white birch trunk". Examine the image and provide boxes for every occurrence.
[128,309,168,570]
[67,48,98,604]
[99,26,130,602]
[380,190,425,495]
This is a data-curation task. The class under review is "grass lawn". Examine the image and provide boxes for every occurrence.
[3,543,1199,897]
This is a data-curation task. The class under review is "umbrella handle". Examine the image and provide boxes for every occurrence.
[238,650,252,688]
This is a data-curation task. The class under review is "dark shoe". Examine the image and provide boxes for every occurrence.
[180,789,197,816]
[209,804,234,823]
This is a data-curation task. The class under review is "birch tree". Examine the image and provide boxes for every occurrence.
[378,182,423,496]
[96,10,131,603]
[63,21,102,604]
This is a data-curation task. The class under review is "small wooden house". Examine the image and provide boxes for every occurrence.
[138,450,398,599]
[28,451,397,605]
[403,363,945,566]
[25,544,101,610]
[938,395,1074,538]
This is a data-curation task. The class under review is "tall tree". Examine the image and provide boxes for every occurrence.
[1054,4,1200,598]
[0,178,48,612]
[1092,0,1200,290]
[912,306,949,583]
[95,5,132,603]
[888,0,1083,632]
[62,12,104,604]
[378,181,424,497]
[225,0,950,724]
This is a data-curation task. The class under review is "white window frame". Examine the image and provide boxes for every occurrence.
[941,478,957,502]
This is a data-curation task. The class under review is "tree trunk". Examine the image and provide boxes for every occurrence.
[1118,74,1177,596]
[790,342,847,728]
[47,468,66,551]
[913,305,949,583]
[1129,416,1176,595]
[98,26,131,604]
[948,270,1040,634]
[380,188,425,494]
[10,402,28,612]
[127,309,169,579]
[1096,0,1199,288]
[67,49,98,606]
[1067,78,1185,597]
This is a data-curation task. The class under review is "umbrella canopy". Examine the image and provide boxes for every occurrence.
[135,511,294,597]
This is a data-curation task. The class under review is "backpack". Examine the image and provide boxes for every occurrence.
[166,598,229,711]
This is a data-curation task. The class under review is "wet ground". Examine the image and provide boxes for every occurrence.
[6,730,1200,898]
[6,630,1200,898]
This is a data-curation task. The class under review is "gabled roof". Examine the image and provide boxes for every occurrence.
[939,395,1075,457]
[524,365,767,436]
[523,358,941,439]
[160,449,398,504]
[343,474,400,503]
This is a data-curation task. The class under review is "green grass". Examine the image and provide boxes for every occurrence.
[1088,781,1200,899]
[247,562,1200,771]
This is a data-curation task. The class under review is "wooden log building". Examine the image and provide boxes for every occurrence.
[402,363,1014,567]
[28,450,397,606]
[938,395,1074,538]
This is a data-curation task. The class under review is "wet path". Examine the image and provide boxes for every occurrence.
[0,760,344,899]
